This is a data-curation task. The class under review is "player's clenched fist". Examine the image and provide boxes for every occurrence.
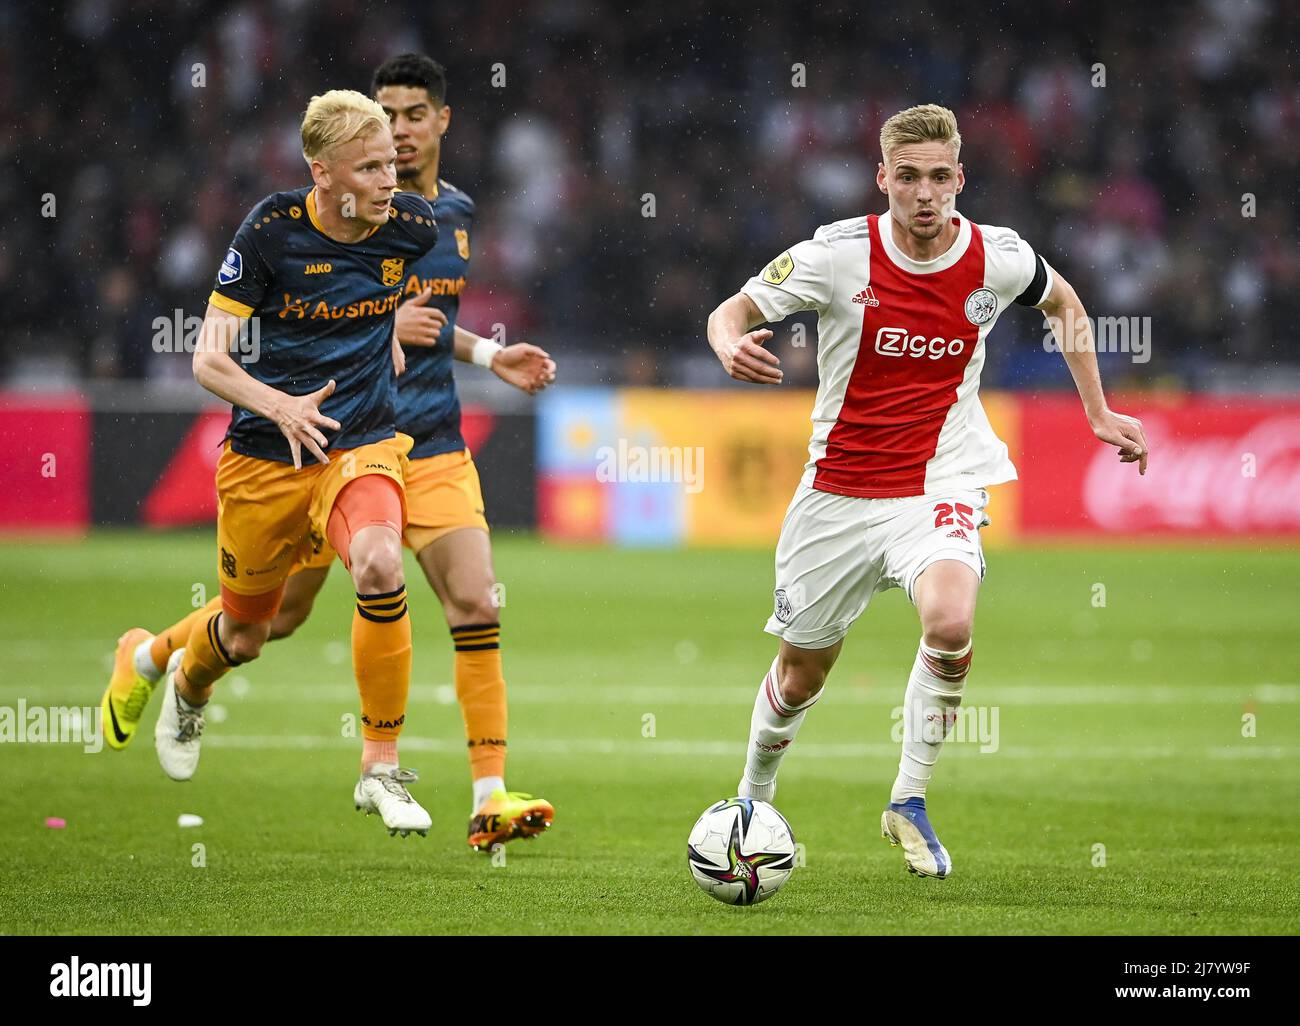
[273,379,342,470]
[395,286,449,347]
[718,329,783,385]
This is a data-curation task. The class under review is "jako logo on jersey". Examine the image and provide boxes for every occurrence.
[403,275,467,297]
[277,292,400,320]
[852,286,880,306]
[304,262,332,275]
[218,248,242,285]
[964,287,997,325]
[874,327,966,360]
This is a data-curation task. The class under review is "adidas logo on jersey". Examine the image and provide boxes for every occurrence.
[945,528,970,542]
[852,286,880,306]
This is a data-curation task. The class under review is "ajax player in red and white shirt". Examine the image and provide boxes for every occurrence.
[706,104,1149,879]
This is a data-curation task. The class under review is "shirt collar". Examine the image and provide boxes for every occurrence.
[306,187,383,242]
[878,209,971,274]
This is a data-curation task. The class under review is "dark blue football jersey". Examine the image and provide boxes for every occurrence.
[394,180,475,459]
[209,186,438,462]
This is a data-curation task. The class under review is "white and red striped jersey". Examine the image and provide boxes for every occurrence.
[742,211,1052,498]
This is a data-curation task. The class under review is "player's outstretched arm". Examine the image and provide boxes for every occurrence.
[451,324,556,396]
[192,303,341,470]
[707,292,782,385]
[1038,272,1149,474]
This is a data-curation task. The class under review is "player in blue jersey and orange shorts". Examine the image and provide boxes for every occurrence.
[102,61,558,850]
[104,89,441,836]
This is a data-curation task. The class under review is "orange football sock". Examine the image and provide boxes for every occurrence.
[354,587,412,763]
[450,622,507,781]
[150,597,222,673]
[179,610,241,701]
[326,474,413,772]
[178,586,279,701]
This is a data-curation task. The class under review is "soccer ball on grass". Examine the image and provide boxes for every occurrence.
[687,797,797,906]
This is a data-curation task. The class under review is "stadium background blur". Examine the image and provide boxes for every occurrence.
[4,0,1299,393]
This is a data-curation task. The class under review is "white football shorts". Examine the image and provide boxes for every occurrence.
[764,483,991,649]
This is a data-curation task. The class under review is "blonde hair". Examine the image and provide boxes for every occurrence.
[301,89,389,164]
[879,104,961,163]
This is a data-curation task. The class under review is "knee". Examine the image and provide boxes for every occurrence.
[268,603,309,642]
[775,656,828,707]
[923,613,974,653]
[349,530,404,596]
[445,576,500,626]
[223,621,270,664]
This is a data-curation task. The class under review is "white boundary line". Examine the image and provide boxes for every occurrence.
[197,735,1297,760]
[3,681,1296,705]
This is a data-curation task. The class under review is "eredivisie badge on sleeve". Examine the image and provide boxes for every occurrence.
[218,248,242,285]
[763,251,795,285]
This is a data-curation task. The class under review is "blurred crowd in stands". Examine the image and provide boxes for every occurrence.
[4,0,1297,390]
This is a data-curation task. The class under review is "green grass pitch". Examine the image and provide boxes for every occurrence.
[0,532,1297,935]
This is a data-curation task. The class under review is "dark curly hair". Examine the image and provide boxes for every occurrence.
[371,53,447,105]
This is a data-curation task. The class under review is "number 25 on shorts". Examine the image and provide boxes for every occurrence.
[933,502,974,530]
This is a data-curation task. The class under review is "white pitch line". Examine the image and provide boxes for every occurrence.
[199,735,1298,760]
[4,681,1295,705]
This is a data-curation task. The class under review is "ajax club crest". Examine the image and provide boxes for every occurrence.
[964,287,997,325]
[381,258,405,287]
[774,589,793,624]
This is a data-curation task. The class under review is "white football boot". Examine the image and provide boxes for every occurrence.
[153,649,205,781]
[354,765,432,838]
[881,797,952,879]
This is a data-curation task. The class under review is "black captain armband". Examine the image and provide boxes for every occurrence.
[1013,253,1050,307]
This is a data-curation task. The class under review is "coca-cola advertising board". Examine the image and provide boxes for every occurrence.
[0,394,90,531]
[1017,394,1300,538]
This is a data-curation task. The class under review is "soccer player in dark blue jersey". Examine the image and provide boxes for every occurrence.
[102,90,442,837]
[345,54,557,851]
[105,65,557,850]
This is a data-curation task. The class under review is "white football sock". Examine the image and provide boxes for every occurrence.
[738,658,821,801]
[473,775,504,812]
[133,639,162,684]
[891,639,972,804]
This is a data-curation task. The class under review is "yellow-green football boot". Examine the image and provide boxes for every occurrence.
[468,790,554,851]
[101,628,158,750]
